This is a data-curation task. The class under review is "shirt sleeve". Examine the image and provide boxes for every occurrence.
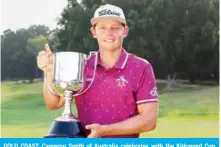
[135,63,158,104]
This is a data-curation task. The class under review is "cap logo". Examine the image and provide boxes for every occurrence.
[98,9,121,16]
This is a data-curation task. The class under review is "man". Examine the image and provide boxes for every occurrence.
[37,4,158,138]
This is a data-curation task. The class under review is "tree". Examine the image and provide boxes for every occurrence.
[57,0,97,54]
[1,25,52,82]
[55,0,219,84]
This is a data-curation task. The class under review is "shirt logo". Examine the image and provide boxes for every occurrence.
[150,87,158,97]
[116,76,128,87]
[86,77,93,82]
[85,74,93,82]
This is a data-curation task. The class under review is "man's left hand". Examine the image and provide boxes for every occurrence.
[85,123,105,138]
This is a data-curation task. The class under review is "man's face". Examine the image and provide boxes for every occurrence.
[91,18,129,51]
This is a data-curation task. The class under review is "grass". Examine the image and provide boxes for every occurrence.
[1,81,219,138]
[141,116,219,138]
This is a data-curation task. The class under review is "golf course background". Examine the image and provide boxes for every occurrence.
[1,80,219,138]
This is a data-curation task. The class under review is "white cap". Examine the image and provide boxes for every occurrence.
[91,4,126,26]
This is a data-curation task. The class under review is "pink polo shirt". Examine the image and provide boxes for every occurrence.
[75,49,158,138]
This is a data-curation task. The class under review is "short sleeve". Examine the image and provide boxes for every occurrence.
[135,63,158,104]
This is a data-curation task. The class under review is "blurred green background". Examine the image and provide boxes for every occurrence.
[1,81,219,138]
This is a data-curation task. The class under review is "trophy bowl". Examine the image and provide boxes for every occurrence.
[44,52,88,138]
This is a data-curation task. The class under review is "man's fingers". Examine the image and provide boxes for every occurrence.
[85,124,99,130]
[38,50,47,56]
[85,125,92,130]
[45,43,52,54]
[36,44,53,72]
[87,132,96,138]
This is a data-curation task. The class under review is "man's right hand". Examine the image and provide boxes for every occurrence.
[37,44,53,73]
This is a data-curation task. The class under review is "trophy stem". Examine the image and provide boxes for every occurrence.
[61,90,77,120]
[45,89,85,138]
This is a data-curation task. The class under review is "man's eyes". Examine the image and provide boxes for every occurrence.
[98,27,121,30]
[99,27,106,29]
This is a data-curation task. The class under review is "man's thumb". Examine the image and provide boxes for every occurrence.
[45,43,52,54]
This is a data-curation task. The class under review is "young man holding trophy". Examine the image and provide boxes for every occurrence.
[37,4,158,138]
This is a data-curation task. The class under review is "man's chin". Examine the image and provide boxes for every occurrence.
[100,45,120,51]
[104,47,118,51]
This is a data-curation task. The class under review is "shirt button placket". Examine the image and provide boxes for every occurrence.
[101,71,107,86]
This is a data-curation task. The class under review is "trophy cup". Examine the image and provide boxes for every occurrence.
[43,51,96,138]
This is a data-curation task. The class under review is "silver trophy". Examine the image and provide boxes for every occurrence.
[44,51,97,138]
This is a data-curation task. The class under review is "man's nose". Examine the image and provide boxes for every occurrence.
[106,28,115,36]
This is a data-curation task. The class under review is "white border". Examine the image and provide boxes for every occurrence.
[219,0,221,143]
[0,0,2,138]
[136,99,158,104]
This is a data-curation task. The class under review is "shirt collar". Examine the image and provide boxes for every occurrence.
[97,48,129,69]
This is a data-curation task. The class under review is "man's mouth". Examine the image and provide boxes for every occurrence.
[104,39,115,43]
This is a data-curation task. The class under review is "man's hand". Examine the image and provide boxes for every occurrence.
[84,103,158,137]
[85,123,105,138]
[37,43,53,73]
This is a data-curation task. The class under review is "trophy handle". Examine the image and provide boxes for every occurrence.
[73,52,98,97]
[61,52,98,120]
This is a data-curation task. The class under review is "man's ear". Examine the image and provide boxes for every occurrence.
[123,26,129,38]
[90,27,97,38]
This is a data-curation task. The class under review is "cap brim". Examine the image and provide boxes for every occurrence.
[91,16,126,26]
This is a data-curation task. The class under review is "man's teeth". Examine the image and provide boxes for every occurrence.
[105,39,114,42]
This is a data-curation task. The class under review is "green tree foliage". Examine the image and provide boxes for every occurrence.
[1,25,51,82]
[1,0,219,83]
[57,0,219,82]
